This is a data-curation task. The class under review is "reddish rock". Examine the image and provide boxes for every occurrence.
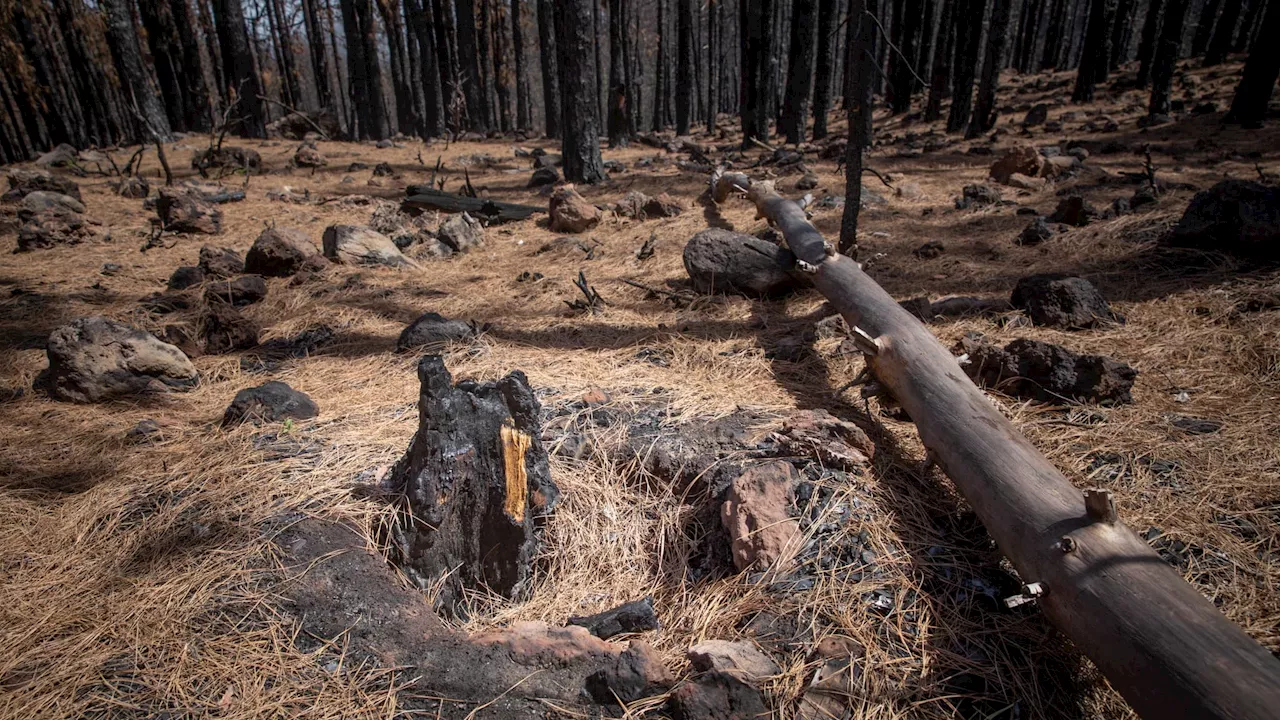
[586,640,674,704]
[549,185,602,233]
[772,409,874,469]
[990,145,1045,185]
[721,461,801,570]
[687,640,781,681]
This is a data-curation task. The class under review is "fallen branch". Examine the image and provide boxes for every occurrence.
[402,185,543,223]
[565,271,607,313]
[710,168,1280,720]
[257,95,331,139]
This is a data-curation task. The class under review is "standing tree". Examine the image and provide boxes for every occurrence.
[1136,0,1166,86]
[211,0,266,136]
[379,0,416,135]
[537,0,560,137]
[706,0,719,132]
[781,0,819,143]
[1203,0,1243,64]
[405,0,443,136]
[676,0,695,134]
[555,0,606,182]
[889,0,923,114]
[925,0,955,121]
[101,0,173,140]
[741,0,775,145]
[812,0,841,138]
[340,0,390,139]
[608,0,633,145]
[947,0,986,133]
[970,0,1013,136]
[1192,0,1222,55]
[1109,0,1138,70]
[1226,0,1280,126]
[1072,0,1118,102]
[454,0,487,131]
[1147,0,1190,119]
[512,0,533,131]
[302,0,333,109]
[843,0,877,255]
[268,0,302,107]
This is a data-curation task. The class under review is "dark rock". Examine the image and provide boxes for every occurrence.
[1138,113,1171,128]
[913,241,944,259]
[1011,274,1119,328]
[616,190,684,220]
[1023,103,1049,126]
[37,317,198,402]
[683,228,801,297]
[1048,195,1098,226]
[603,159,626,173]
[1131,186,1159,210]
[387,356,559,615]
[240,326,334,373]
[125,419,162,444]
[1016,206,1039,216]
[322,224,417,267]
[569,597,661,639]
[347,162,369,172]
[1171,416,1223,435]
[586,640,674,705]
[204,275,267,307]
[221,381,318,426]
[5,168,81,201]
[168,266,206,290]
[1164,180,1280,260]
[668,672,769,720]
[956,335,1137,404]
[437,212,484,253]
[35,143,78,168]
[16,209,95,250]
[116,175,149,199]
[958,184,1002,209]
[191,146,262,173]
[1016,216,1055,245]
[101,263,122,276]
[140,291,197,314]
[1191,102,1218,116]
[1111,197,1131,216]
[20,191,85,216]
[156,188,223,234]
[198,245,245,277]
[200,300,259,354]
[528,165,559,187]
[293,144,327,168]
[1067,146,1090,162]
[533,153,562,169]
[396,312,479,352]
[991,146,1046,184]
[245,227,323,276]
[372,162,395,177]
[796,171,820,190]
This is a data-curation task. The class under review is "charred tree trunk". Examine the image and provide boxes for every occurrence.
[406,0,442,136]
[1040,0,1069,67]
[555,0,606,182]
[341,0,390,138]
[102,0,173,141]
[270,0,302,107]
[1109,0,1138,69]
[741,0,774,145]
[512,0,533,132]
[946,0,986,133]
[654,0,668,131]
[1148,0,1189,117]
[1073,0,1118,101]
[380,0,416,135]
[431,0,460,131]
[537,0,561,137]
[476,0,499,131]
[675,0,695,136]
[1203,0,1243,63]
[302,0,334,109]
[970,0,1012,136]
[1136,0,1166,86]
[454,0,487,131]
[1192,0,1221,54]
[608,0,634,145]
[493,0,514,133]
[594,0,606,127]
[781,0,819,143]
[889,0,923,114]
[812,0,841,138]
[843,0,876,255]
[1233,0,1261,52]
[1226,0,1280,125]
[211,0,266,136]
[925,0,955,121]
[706,0,720,132]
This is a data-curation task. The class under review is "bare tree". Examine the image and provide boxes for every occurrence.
[555,0,606,182]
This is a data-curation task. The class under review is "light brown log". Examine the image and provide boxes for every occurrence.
[712,170,1280,720]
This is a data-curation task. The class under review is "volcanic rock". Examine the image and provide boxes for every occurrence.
[683,228,800,297]
[957,335,1137,404]
[721,461,801,570]
[245,227,324,276]
[1011,274,1119,328]
[221,381,318,426]
[549,185,601,233]
[37,317,198,402]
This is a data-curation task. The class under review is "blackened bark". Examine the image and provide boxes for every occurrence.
[381,0,416,135]
[781,0,818,143]
[493,0,514,132]
[211,0,266,136]
[1041,0,1068,67]
[1226,0,1280,125]
[1137,0,1165,86]
[946,0,986,133]
[341,0,390,138]
[970,0,1012,135]
[843,0,876,255]
[741,0,774,144]
[608,0,633,145]
[476,0,498,130]
[1148,0,1189,116]
[537,0,561,137]
[454,0,487,131]
[706,0,719,132]
[813,0,841,138]
[1109,0,1138,69]
[406,0,442,136]
[1203,0,1242,63]
[302,0,333,109]
[431,0,459,130]
[513,0,533,131]
[1073,0,1118,101]
[1233,0,1261,52]
[925,0,954,121]
[594,0,606,126]
[555,0,606,182]
[676,0,695,134]
[889,0,923,114]
[102,0,173,140]
[270,0,302,107]
[1191,0,1221,54]
[654,0,668,131]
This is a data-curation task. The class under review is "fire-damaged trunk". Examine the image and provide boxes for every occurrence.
[388,356,559,616]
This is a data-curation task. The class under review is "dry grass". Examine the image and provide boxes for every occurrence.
[1,59,1278,718]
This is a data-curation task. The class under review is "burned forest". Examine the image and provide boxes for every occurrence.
[3,0,1280,717]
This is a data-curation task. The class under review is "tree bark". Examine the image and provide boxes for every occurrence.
[888,0,923,114]
[843,0,876,255]
[969,0,1012,135]
[270,0,302,107]
[1073,0,1118,101]
[380,0,417,135]
[812,0,840,139]
[406,0,442,136]
[101,0,174,141]
[453,0,487,131]
[654,0,668,131]
[555,0,606,183]
[536,0,561,137]
[741,0,774,145]
[1226,0,1280,125]
[1203,0,1243,63]
[676,0,696,135]
[340,0,390,138]
[1192,0,1221,54]
[706,0,719,132]
[780,0,819,143]
[1233,0,1262,52]
[302,0,333,109]
[1148,0,1189,117]
[946,0,986,133]
[1136,0,1166,86]
[608,0,634,145]
[925,0,954,121]
[211,0,266,136]
[512,0,533,132]
[1108,0,1138,69]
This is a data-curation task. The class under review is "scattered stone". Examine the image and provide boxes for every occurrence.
[1191,101,1218,115]
[245,227,324,276]
[375,139,395,149]
[771,409,874,469]
[586,640,674,705]
[1164,180,1280,260]
[156,188,223,234]
[200,299,259,353]
[913,241,944,259]
[221,381,318,426]
[191,146,262,173]
[322,224,418,267]
[1007,172,1044,190]
[528,165,559,188]
[932,296,1015,317]
[372,161,395,177]
[168,266,206,290]
[204,275,267,307]
[21,191,85,216]
[956,335,1137,404]
[37,317,198,402]
[722,461,801,571]
[568,597,661,639]
[125,419,163,444]
[1170,416,1223,435]
[240,325,334,372]
[1048,195,1098,226]
[1023,104,1049,126]
[796,171,820,190]
[1138,113,1171,128]
[35,143,78,169]
[387,356,559,615]
[347,162,369,172]
[1067,146,1090,162]
[533,153,562,169]
[894,180,925,200]
[957,184,1002,209]
[990,146,1046,185]
[1041,154,1081,178]
[116,175,150,199]
[549,185,602,233]
[683,228,801,297]
[198,245,245,278]
[101,263,122,276]
[616,190,684,220]
[797,637,864,720]
[1011,274,1119,328]
[4,168,81,201]
[1111,197,1131,216]
[293,144,327,168]
[1131,185,1159,210]
[668,672,768,720]
[17,208,95,250]
[396,312,479,352]
[687,640,781,681]
[437,212,485,253]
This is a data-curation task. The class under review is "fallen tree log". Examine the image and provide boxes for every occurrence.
[402,185,544,223]
[711,170,1280,720]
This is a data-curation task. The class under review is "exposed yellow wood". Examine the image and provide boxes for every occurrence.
[500,425,530,522]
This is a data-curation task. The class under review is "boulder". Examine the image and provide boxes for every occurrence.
[168,266,206,290]
[204,275,267,307]
[990,146,1045,184]
[721,461,801,571]
[17,209,95,250]
[221,381,318,426]
[1023,104,1050,126]
[1048,195,1098,226]
[116,176,150,199]
[387,356,559,615]
[528,165,559,188]
[293,144,327,168]
[683,228,801,297]
[35,143,78,169]
[4,168,81,201]
[568,597,661,639]
[20,191,85,216]
[534,153,562,169]
[549,185,602,233]
[191,146,262,173]
[322,224,418,267]
[198,245,245,278]
[199,300,260,353]
[396,312,479,352]
[957,184,1003,209]
[1041,154,1081,178]
[156,188,223,234]
[1011,274,1118,328]
[796,171,820,190]
[616,190,685,220]
[1016,216,1055,246]
[957,335,1137,404]
[687,640,781,681]
[437,212,484,252]
[585,641,674,705]
[668,672,768,720]
[245,227,323,276]
[37,317,198,402]
[1007,172,1044,190]
[1131,185,1159,210]
[372,161,395,177]
[1164,180,1280,260]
